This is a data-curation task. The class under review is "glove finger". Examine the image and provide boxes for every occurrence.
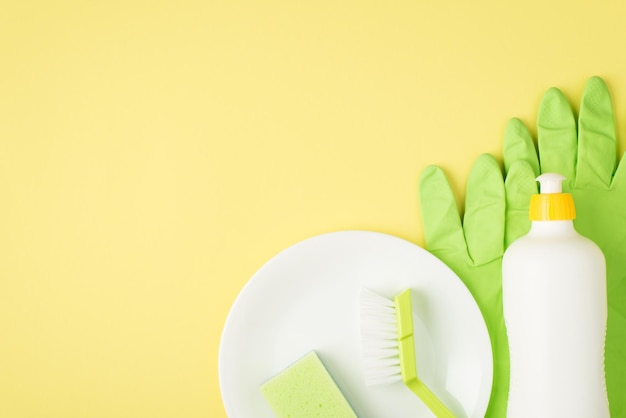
[576,76,617,189]
[504,160,537,247]
[610,152,626,192]
[503,118,540,177]
[463,154,505,265]
[537,87,577,191]
[418,165,467,257]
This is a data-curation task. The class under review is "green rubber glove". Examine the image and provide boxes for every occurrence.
[418,154,536,417]
[504,76,626,418]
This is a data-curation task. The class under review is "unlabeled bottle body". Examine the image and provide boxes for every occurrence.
[503,221,609,418]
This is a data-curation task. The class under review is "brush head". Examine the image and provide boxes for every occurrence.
[359,288,405,386]
[359,288,456,418]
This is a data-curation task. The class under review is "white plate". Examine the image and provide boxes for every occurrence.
[219,231,493,417]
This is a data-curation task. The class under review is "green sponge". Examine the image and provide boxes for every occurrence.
[260,351,358,418]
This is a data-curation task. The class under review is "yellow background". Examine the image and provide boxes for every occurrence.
[2,1,626,417]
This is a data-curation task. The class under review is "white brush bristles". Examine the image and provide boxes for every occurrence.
[359,288,402,386]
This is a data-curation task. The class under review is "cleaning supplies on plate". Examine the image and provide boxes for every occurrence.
[502,173,609,418]
[359,288,455,418]
[260,351,358,418]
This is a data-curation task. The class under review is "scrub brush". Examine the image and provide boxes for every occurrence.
[359,288,455,418]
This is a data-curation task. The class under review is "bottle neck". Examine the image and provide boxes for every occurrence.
[528,220,577,236]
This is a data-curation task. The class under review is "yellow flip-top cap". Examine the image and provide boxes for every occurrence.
[529,193,576,220]
[530,173,576,221]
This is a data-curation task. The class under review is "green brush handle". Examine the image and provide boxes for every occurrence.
[396,290,456,418]
[405,378,456,418]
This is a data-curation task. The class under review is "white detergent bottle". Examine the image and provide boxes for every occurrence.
[502,173,609,418]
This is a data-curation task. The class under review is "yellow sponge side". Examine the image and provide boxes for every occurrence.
[260,351,358,418]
